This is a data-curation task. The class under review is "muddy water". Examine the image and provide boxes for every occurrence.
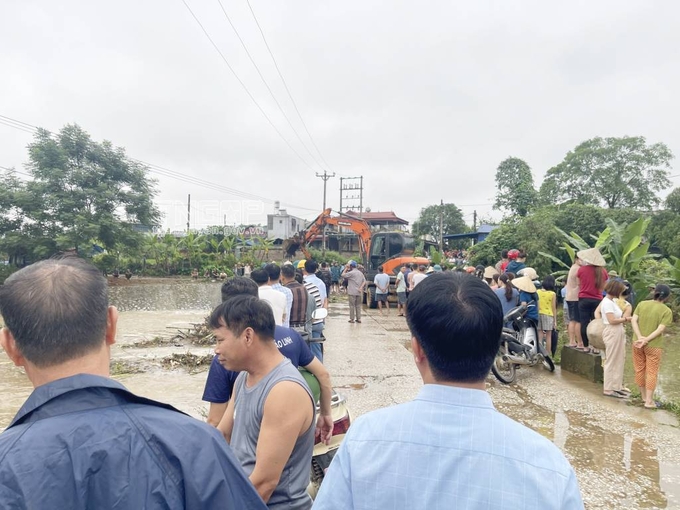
[492,387,680,509]
[0,280,222,429]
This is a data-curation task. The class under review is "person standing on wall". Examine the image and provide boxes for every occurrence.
[576,248,608,353]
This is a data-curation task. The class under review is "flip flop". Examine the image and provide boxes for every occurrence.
[614,390,630,397]
[604,392,627,399]
[644,401,662,409]
[620,387,632,393]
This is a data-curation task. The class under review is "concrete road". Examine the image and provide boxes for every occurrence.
[324,300,680,510]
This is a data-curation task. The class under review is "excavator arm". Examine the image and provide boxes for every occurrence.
[284,209,372,262]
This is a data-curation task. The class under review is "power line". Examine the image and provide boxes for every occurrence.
[245,0,333,171]
[0,113,319,214]
[180,0,315,172]
[216,0,326,172]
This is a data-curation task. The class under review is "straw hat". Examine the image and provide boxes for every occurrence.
[512,276,537,293]
[483,266,498,279]
[426,266,435,274]
[517,267,538,280]
[577,248,606,267]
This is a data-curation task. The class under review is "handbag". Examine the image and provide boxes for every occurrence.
[587,318,606,350]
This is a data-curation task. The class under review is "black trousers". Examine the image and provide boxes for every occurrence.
[578,298,601,347]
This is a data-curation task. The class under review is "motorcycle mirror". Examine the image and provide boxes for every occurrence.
[311,308,328,320]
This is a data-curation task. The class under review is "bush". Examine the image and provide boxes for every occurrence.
[308,249,348,265]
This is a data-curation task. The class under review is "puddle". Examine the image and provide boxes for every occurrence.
[493,388,680,509]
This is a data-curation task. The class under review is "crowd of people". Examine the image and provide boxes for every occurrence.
[479,247,673,408]
[0,249,673,508]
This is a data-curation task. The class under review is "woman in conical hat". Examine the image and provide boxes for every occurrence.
[577,248,606,267]
[576,247,608,352]
[512,276,539,322]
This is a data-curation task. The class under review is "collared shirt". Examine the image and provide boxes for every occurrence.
[341,268,366,296]
[271,282,293,328]
[314,384,584,510]
[0,374,266,510]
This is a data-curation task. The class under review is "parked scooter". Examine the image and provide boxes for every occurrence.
[492,303,555,384]
[293,308,353,499]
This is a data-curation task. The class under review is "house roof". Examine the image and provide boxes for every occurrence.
[344,210,409,225]
[443,224,498,240]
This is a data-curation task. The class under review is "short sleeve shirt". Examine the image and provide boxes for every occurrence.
[634,300,673,349]
[600,297,622,325]
[373,273,390,294]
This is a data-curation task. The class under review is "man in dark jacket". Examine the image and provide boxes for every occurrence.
[0,256,266,510]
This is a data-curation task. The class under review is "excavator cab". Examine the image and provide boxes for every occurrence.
[368,233,416,272]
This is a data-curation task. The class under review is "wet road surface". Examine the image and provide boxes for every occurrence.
[325,300,680,510]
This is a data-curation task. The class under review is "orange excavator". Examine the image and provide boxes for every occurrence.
[284,209,433,307]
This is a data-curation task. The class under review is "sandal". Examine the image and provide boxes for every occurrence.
[644,402,661,409]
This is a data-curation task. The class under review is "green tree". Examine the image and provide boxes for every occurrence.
[665,187,680,214]
[493,157,537,217]
[648,211,680,258]
[540,136,673,209]
[16,125,161,257]
[412,203,467,243]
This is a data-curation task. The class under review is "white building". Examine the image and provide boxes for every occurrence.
[267,204,307,242]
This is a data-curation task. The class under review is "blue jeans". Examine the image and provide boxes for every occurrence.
[310,323,324,362]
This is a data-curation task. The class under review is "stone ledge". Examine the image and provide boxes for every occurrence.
[560,346,603,383]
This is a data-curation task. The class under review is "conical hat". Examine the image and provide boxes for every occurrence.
[512,276,537,293]
[483,266,498,279]
[518,267,538,280]
[577,248,606,267]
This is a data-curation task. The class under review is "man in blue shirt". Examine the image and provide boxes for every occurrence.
[314,272,584,509]
[0,257,266,510]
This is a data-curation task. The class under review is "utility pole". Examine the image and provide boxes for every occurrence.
[316,170,335,257]
[473,209,477,231]
[187,194,191,232]
[439,199,444,252]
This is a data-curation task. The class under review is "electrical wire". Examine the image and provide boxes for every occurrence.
[245,0,333,172]
[180,0,316,173]
[216,0,326,172]
[0,113,320,213]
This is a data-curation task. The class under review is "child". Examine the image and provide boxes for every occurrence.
[537,275,557,355]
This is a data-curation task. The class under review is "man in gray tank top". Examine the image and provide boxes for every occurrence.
[211,295,315,509]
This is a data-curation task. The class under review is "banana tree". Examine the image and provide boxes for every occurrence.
[179,231,205,270]
[539,217,655,297]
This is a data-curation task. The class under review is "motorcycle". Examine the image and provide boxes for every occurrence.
[294,308,352,499]
[492,303,555,384]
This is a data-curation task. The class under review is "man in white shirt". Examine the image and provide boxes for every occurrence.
[265,263,293,328]
[373,265,391,315]
[251,269,287,326]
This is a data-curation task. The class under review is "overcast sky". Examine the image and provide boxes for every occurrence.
[1,0,679,231]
